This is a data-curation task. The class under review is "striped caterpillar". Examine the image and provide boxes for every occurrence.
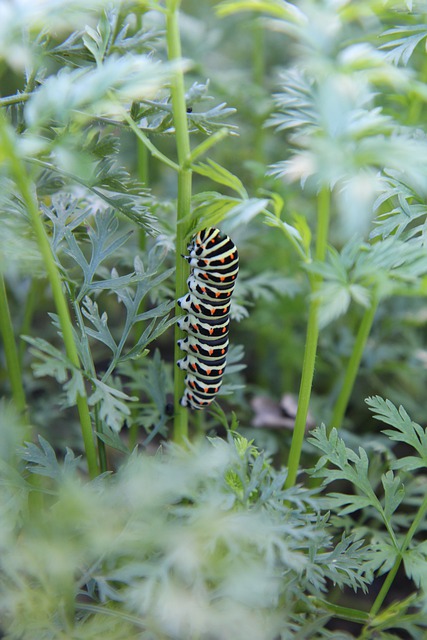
[177,227,239,410]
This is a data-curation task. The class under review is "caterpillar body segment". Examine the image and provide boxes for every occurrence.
[181,389,212,409]
[188,228,238,262]
[187,253,239,271]
[187,276,233,301]
[188,256,239,273]
[191,266,239,286]
[177,314,230,339]
[177,355,226,377]
[185,374,222,396]
[177,335,229,360]
[177,292,231,319]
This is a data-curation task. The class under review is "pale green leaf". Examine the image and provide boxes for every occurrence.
[192,160,248,198]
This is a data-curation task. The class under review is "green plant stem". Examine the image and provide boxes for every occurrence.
[252,17,264,91]
[309,597,369,624]
[72,301,107,473]
[133,135,149,388]
[137,136,149,186]
[166,0,192,444]
[137,137,149,260]
[93,403,108,472]
[189,127,229,163]
[0,112,99,478]
[19,278,44,365]
[252,17,265,169]
[407,58,427,125]
[0,274,28,420]
[121,108,180,172]
[128,423,139,451]
[285,186,330,489]
[328,299,378,434]
[367,491,427,623]
[77,602,147,627]
[0,92,33,107]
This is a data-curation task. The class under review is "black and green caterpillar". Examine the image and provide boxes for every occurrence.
[176,227,239,410]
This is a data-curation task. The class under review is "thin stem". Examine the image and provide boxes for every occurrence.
[76,602,146,627]
[72,301,107,473]
[252,18,265,169]
[121,107,180,172]
[407,58,427,125]
[189,127,229,163]
[269,215,307,262]
[19,278,45,365]
[93,403,108,472]
[128,422,139,451]
[136,136,148,304]
[130,135,148,450]
[328,299,378,434]
[285,186,330,489]
[0,92,33,107]
[366,491,427,622]
[0,111,99,478]
[137,136,149,186]
[0,274,28,420]
[309,598,369,624]
[166,0,192,444]
[252,18,265,91]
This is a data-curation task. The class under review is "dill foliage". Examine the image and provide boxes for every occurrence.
[1,0,427,638]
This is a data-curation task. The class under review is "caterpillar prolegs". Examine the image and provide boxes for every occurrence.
[177,227,239,410]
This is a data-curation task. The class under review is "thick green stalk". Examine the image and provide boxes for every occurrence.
[328,299,378,434]
[0,274,28,420]
[166,0,192,444]
[127,139,149,451]
[285,187,330,489]
[0,112,99,478]
[173,170,191,444]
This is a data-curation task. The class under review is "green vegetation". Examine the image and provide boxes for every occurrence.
[1,0,427,637]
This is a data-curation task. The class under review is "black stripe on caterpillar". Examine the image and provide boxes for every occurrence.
[177,313,230,339]
[177,355,227,377]
[177,292,231,319]
[177,335,229,360]
[187,276,233,301]
[185,373,222,395]
[191,266,238,285]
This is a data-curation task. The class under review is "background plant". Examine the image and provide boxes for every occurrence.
[1,0,427,637]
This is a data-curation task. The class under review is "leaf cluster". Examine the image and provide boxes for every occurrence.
[309,396,427,637]
[3,2,427,638]
[0,416,372,639]
[24,207,175,437]
[250,1,427,236]
[308,235,427,327]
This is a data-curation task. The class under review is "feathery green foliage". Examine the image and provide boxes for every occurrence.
[1,0,427,637]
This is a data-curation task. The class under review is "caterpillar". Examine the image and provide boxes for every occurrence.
[177,227,238,410]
